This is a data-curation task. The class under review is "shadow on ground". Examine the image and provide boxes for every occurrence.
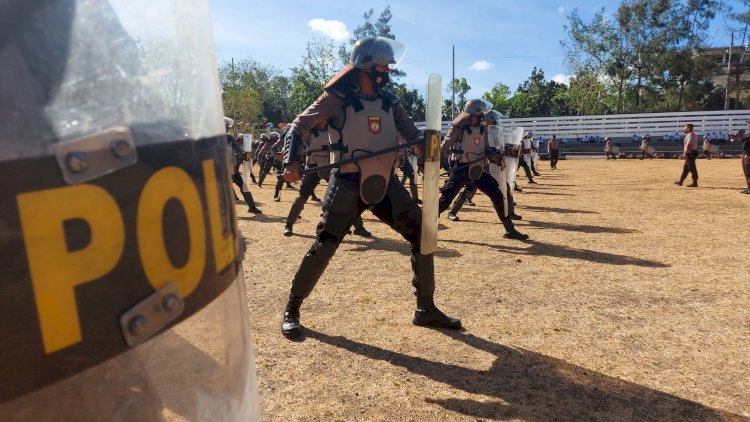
[306,329,746,422]
[523,220,640,234]
[518,205,600,214]
[442,239,669,268]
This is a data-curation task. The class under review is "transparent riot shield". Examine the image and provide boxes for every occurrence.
[0,1,260,420]
[487,125,508,217]
[242,134,254,192]
[505,127,524,192]
[420,74,442,255]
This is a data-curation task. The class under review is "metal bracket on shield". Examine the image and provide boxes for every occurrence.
[119,282,184,347]
[54,126,138,184]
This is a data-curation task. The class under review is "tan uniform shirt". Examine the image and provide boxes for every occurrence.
[684,132,698,155]
[289,88,420,154]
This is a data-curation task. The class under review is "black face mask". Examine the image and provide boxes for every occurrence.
[368,69,390,89]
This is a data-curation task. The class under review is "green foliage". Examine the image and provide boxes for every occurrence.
[560,0,732,113]
[218,59,292,126]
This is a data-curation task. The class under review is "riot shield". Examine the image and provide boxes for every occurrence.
[420,74,442,255]
[0,1,260,420]
[487,125,508,217]
[505,127,524,192]
[242,134,253,192]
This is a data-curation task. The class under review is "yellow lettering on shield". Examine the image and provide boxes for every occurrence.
[17,184,125,353]
[137,167,206,297]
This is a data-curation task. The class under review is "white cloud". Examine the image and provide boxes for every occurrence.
[470,60,494,72]
[308,18,350,42]
[558,6,565,15]
[552,73,571,85]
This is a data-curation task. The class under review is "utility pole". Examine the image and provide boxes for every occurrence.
[725,31,733,110]
[452,45,455,120]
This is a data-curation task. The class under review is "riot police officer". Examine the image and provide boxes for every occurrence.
[256,133,274,187]
[226,118,262,213]
[446,110,522,222]
[439,100,528,240]
[279,36,460,339]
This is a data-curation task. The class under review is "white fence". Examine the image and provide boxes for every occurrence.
[420,109,750,139]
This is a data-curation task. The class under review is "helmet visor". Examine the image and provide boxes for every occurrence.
[465,99,493,115]
[352,36,406,69]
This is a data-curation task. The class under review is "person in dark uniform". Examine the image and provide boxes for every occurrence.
[256,133,274,187]
[225,118,262,214]
[283,121,371,237]
[518,133,536,183]
[438,100,528,240]
[739,126,750,194]
[270,131,297,201]
[445,110,522,222]
[549,134,560,169]
[278,36,460,339]
[674,123,699,187]
[399,147,421,204]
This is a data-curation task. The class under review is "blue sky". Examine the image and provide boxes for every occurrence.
[210,0,743,100]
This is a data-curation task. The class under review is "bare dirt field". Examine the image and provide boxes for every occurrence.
[237,157,750,421]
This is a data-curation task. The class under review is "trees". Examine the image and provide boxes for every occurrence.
[218,59,292,126]
[561,0,725,113]
[288,38,340,116]
[442,78,471,119]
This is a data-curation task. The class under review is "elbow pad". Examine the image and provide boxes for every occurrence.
[282,128,303,166]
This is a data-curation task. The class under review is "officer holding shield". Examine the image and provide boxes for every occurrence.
[439,100,528,240]
[447,111,523,222]
[279,36,461,339]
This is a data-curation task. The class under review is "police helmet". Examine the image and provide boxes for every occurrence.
[350,36,405,69]
[269,132,280,141]
[260,133,269,141]
[483,110,503,122]
[464,99,493,116]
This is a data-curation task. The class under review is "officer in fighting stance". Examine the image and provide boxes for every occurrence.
[445,110,522,222]
[439,100,528,240]
[283,121,371,237]
[279,36,461,339]
[226,118,262,214]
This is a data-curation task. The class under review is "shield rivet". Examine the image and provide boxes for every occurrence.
[65,151,88,173]
[128,316,146,336]
[111,139,132,158]
[162,294,180,312]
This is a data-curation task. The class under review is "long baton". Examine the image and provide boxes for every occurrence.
[298,138,423,176]
[440,151,502,177]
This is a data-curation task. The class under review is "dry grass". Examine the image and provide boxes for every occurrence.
[237,158,750,421]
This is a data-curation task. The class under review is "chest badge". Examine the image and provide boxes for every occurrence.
[368,116,382,135]
[474,136,481,145]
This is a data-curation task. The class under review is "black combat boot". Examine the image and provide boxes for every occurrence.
[447,213,459,221]
[283,225,294,236]
[502,217,529,240]
[352,226,372,237]
[509,213,522,220]
[281,295,303,339]
[413,295,461,329]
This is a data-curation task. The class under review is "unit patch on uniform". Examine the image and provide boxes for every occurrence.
[368,116,382,135]
[474,136,481,145]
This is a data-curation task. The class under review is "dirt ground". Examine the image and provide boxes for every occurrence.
[237,157,750,422]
